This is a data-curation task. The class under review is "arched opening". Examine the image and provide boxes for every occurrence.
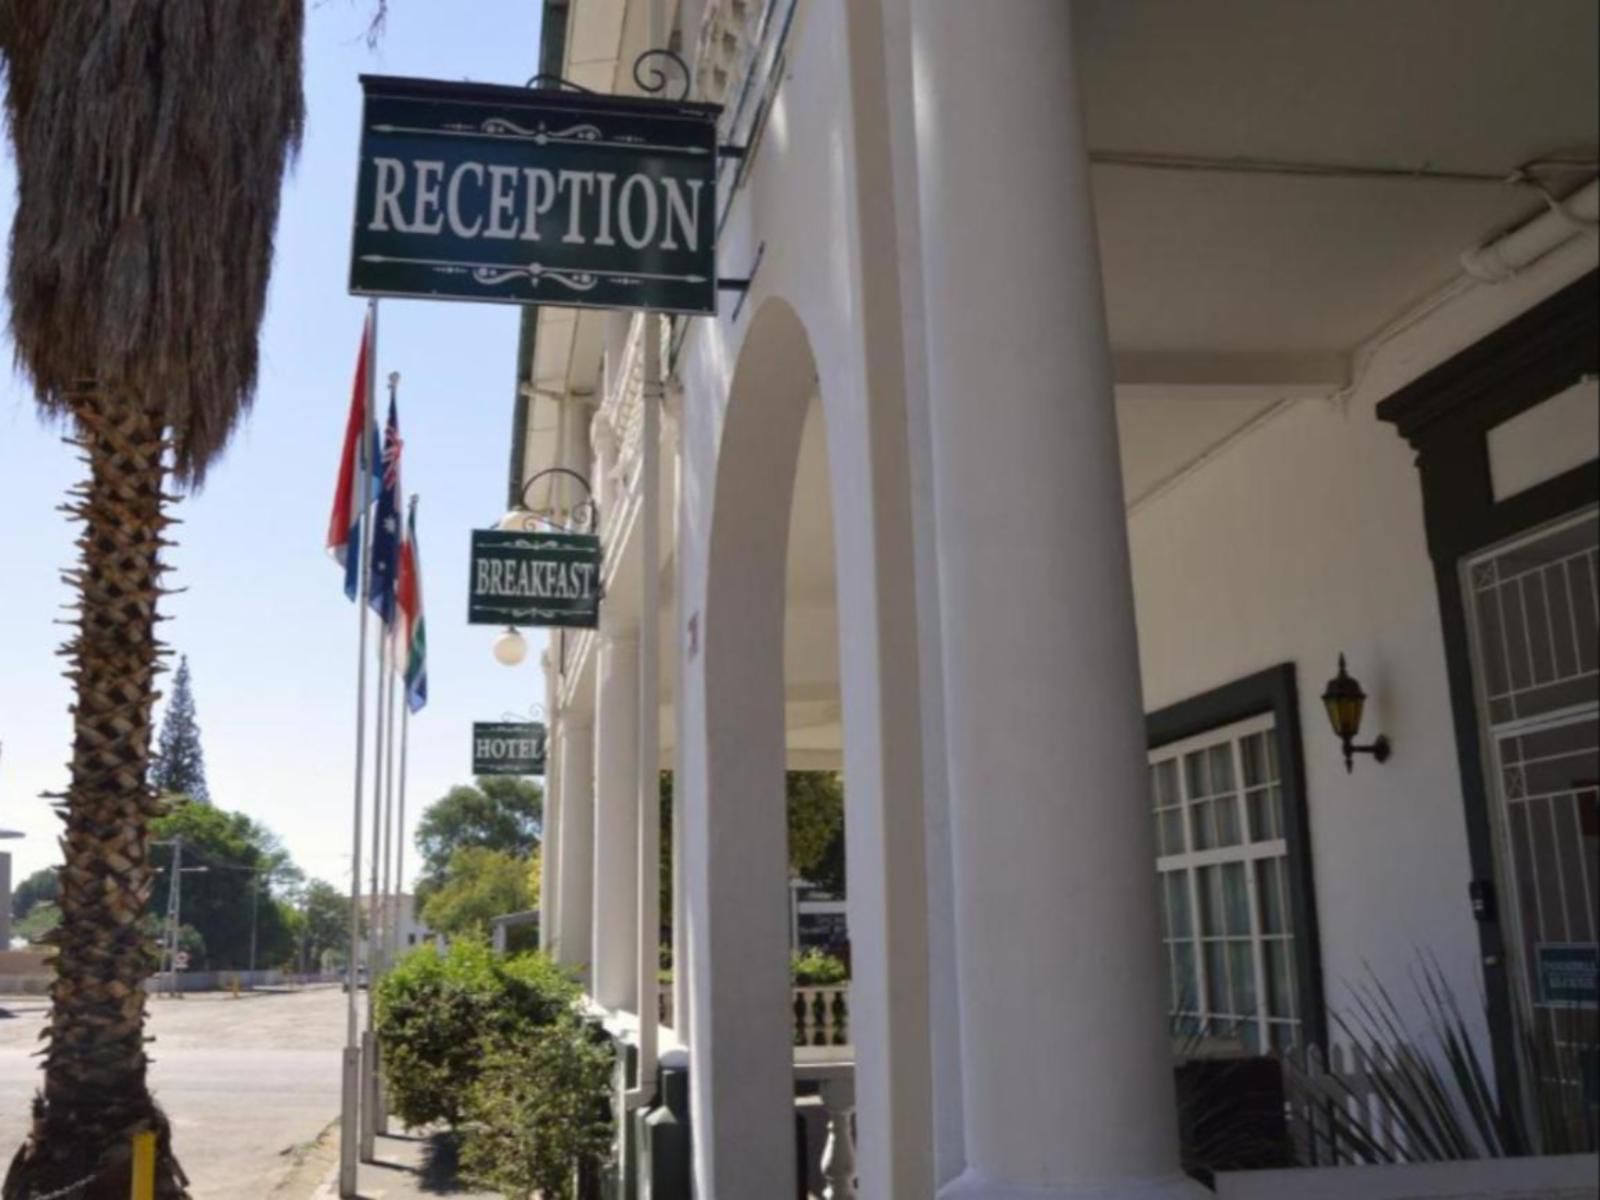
[694,297,850,1193]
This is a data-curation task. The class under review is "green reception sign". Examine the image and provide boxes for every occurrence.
[473,722,547,776]
[468,529,602,629]
[350,75,720,314]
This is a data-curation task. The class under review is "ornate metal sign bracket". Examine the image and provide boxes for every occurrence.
[634,48,693,102]
[720,242,765,322]
[524,72,595,93]
[514,466,600,535]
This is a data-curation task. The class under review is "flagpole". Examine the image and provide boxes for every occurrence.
[361,368,399,1162]
[361,603,388,1161]
[382,648,396,972]
[375,625,397,1131]
[340,298,378,1199]
[396,493,418,963]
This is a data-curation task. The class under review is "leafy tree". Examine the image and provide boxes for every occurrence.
[525,850,542,905]
[415,777,543,899]
[150,656,210,803]
[15,902,61,945]
[297,878,359,970]
[0,6,304,1194]
[657,770,848,921]
[8,868,57,921]
[421,847,534,939]
[786,771,846,894]
[148,802,299,971]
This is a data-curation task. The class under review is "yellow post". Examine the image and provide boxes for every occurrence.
[130,1130,156,1200]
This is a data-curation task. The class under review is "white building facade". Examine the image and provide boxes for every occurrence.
[505,2,1598,1196]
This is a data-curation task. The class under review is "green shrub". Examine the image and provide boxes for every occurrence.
[791,948,848,986]
[376,939,579,1128]
[460,1023,614,1200]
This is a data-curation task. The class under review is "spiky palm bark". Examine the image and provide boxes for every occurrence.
[4,391,185,1198]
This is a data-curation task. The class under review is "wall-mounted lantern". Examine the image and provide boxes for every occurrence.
[1321,654,1392,773]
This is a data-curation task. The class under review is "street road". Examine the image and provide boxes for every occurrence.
[0,985,352,1198]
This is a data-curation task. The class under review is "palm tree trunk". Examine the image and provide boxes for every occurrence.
[4,389,188,1199]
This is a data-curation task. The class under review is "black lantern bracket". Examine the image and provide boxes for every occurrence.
[1321,653,1392,773]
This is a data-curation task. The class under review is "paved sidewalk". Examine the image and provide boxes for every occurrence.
[305,1129,500,1200]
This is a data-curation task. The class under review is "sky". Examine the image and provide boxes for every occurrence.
[0,2,549,896]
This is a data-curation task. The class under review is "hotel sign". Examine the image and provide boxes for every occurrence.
[468,529,602,629]
[350,75,720,315]
[473,722,546,776]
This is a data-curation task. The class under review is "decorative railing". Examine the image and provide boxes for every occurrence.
[793,985,850,1047]
[795,1058,857,1200]
[595,315,643,544]
[657,982,852,1050]
[692,0,770,108]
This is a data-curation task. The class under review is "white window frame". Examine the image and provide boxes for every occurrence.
[1152,711,1300,1054]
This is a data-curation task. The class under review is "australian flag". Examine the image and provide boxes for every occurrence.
[369,396,403,627]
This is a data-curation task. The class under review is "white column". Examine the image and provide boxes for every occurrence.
[592,630,640,1010]
[540,684,563,954]
[555,714,595,975]
[911,4,1200,1197]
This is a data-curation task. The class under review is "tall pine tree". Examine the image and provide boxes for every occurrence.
[151,655,210,803]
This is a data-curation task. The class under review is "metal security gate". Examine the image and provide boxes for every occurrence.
[1463,507,1599,1144]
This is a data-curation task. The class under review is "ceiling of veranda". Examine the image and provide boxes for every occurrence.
[1076,0,1598,500]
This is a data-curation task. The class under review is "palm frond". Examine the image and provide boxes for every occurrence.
[0,0,305,485]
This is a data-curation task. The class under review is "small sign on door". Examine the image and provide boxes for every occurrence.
[1535,942,1598,1008]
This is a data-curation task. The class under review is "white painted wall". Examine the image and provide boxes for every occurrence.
[1126,240,1598,1049]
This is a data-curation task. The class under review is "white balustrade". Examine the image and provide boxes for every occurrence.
[817,1073,857,1200]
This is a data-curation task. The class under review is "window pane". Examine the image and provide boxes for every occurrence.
[1171,942,1197,1011]
[1265,733,1280,781]
[1229,941,1257,1018]
[1258,858,1286,934]
[1269,1021,1297,1052]
[1209,744,1236,794]
[1197,865,1222,936]
[1275,858,1294,934]
[1160,808,1185,856]
[1165,872,1192,940]
[1241,733,1267,788]
[1222,862,1249,935]
[1157,758,1178,805]
[1215,793,1242,847]
[1206,942,1230,1013]
[1265,939,1297,1019]
[1246,786,1279,842]
[1185,751,1209,798]
[1190,800,1215,851]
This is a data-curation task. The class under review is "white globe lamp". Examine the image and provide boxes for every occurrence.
[492,627,528,667]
